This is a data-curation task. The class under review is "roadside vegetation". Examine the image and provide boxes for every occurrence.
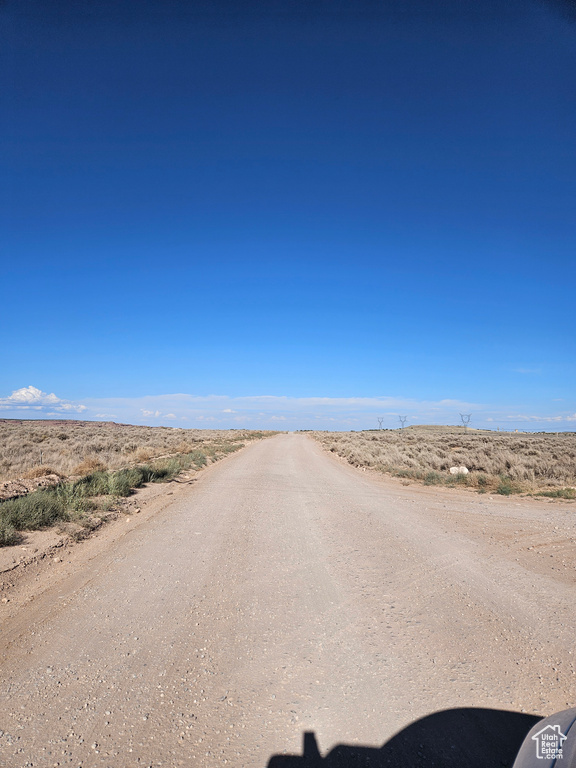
[0,452,208,546]
[0,420,275,546]
[0,419,269,482]
[313,427,576,497]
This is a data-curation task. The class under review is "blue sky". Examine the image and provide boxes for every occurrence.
[2,0,575,430]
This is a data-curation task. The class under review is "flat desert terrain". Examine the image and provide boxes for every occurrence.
[1,433,575,767]
[313,426,576,495]
[0,419,269,483]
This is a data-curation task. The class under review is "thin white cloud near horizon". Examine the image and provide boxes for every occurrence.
[0,385,87,414]
[92,392,486,429]
[0,386,574,430]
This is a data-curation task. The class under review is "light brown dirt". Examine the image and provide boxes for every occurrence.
[0,433,575,767]
[0,473,62,502]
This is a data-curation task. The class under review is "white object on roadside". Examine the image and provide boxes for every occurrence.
[449,466,469,475]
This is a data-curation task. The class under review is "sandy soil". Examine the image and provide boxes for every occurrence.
[0,433,575,767]
[0,473,62,502]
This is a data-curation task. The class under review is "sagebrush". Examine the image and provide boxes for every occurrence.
[313,427,576,494]
[0,420,275,545]
[0,419,271,482]
[0,446,244,545]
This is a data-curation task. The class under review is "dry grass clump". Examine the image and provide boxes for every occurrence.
[23,465,64,479]
[313,427,576,495]
[72,457,109,476]
[0,419,274,483]
[0,425,276,545]
[0,454,199,546]
[134,446,156,463]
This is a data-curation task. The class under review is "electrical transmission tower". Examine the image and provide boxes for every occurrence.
[377,418,384,430]
[460,413,471,429]
[398,416,407,429]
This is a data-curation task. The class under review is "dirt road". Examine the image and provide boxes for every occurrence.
[1,433,575,767]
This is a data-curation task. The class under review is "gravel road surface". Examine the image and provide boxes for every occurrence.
[1,433,575,767]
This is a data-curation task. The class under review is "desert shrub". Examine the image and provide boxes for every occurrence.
[0,491,67,530]
[106,462,180,494]
[538,487,576,499]
[0,461,176,546]
[447,472,471,486]
[312,429,576,494]
[151,458,183,479]
[189,450,207,469]
[70,471,111,498]
[424,471,443,485]
[24,465,62,479]
[74,498,98,514]
[496,476,517,495]
[0,519,18,546]
[109,468,144,496]
[395,468,423,480]
[135,446,156,462]
[73,457,108,476]
[0,422,273,543]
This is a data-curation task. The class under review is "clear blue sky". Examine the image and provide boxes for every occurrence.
[2,0,575,430]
